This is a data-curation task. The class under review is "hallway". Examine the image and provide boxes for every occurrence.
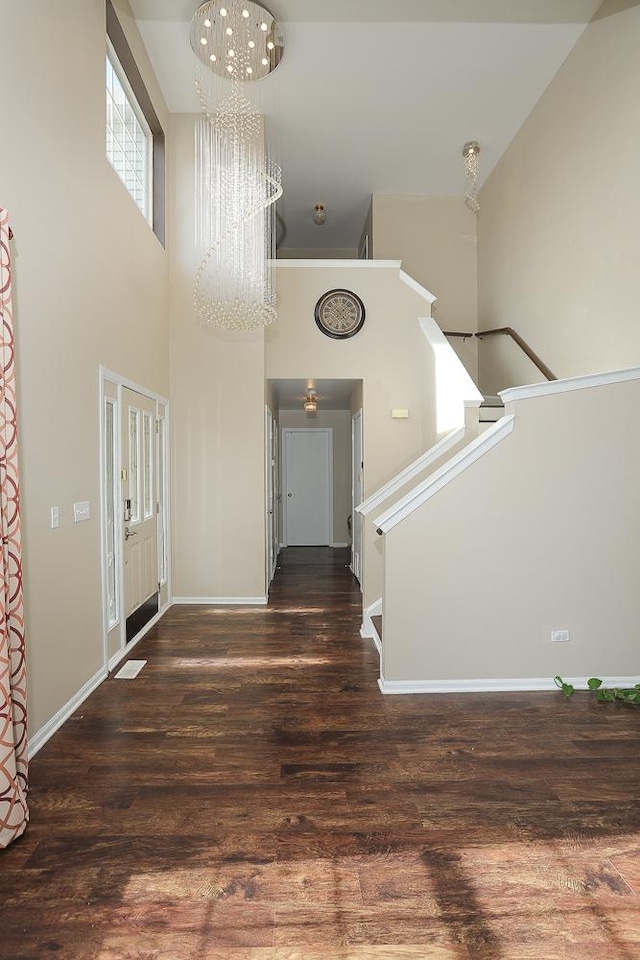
[2,547,640,958]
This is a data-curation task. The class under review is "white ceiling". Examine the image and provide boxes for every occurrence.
[130,0,604,248]
[270,378,361,411]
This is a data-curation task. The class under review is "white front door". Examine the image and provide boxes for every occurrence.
[351,409,363,583]
[122,386,159,641]
[283,428,332,546]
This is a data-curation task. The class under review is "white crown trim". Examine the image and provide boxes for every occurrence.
[275,259,402,269]
[399,270,437,304]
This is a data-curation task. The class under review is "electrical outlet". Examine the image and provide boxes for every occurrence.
[73,501,91,523]
[50,506,59,529]
[551,629,570,643]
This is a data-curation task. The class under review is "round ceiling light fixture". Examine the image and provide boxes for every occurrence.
[190,0,284,82]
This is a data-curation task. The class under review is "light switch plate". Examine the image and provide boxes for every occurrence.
[50,506,59,529]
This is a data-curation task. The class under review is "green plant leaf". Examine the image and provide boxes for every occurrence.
[613,688,640,704]
[598,689,616,701]
[587,678,603,690]
[554,676,574,697]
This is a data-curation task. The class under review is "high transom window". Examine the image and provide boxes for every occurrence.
[106,44,152,223]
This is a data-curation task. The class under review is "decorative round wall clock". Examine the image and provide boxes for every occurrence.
[314,289,366,340]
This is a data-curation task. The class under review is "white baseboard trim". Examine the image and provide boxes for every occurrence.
[360,597,382,639]
[107,604,170,672]
[377,675,640,695]
[331,542,349,548]
[28,666,107,759]
[172,596,267,605]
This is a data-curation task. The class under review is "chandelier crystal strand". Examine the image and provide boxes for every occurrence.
[463,141,480,216]
[190,1,283,332]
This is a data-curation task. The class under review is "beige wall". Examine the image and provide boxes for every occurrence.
[170,114,266,601]
[358,199,373,260]
[478,2,640,393]
[383,375,640,683]
[278,410,352,545]
[268,264,438,498]
[0,0,170,736]
[372,195,479,382]
[277,248,358,259]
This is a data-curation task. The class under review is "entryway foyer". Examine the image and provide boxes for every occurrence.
[2,547,639,957]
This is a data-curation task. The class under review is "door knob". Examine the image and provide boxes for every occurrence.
[124,527,138,541]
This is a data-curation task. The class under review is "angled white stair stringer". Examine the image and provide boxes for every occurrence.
[357,426,465,520]
[373,415,515,534]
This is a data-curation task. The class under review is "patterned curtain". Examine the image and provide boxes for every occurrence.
[0,208,28,848]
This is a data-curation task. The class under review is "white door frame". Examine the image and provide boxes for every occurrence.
[264,405,278,589]
[351,408,364,585]
[99,366,171,673]
[282,427,333,547]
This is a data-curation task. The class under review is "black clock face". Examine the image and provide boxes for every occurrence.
[315,289,366,339]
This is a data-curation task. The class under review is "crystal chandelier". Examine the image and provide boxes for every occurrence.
[190,0,284,331]
[462,141,480,216]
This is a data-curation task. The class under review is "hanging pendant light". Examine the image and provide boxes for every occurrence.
[463,141,480,216]
[190,0,284,331]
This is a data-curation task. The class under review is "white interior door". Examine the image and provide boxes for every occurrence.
[122,386,159,640]
[351,409,363,583]
[283,428,332,546]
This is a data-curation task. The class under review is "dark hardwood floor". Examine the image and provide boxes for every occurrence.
[2,546,640,959]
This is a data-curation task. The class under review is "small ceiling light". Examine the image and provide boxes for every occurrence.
[210,53,217,61]
[248,39,255,48]
[262,57,269,65]
[242,7,250,15]
[246,66,253,74]
[228,48,235,57]
[226,63,234,72]
[303,392,318,414]
[312,203,326,225]
[260,21,268,30]
[267,40,275,50]
[204,18,212,26]
[200,36,208,44]
[220,7,227,15]
[226,26,233,35]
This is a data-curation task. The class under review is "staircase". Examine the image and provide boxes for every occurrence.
[361,360,640,694]
[479,395,504,430]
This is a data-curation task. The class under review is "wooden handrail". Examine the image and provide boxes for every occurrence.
[476,327,557,381]
[442,327,557,382]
